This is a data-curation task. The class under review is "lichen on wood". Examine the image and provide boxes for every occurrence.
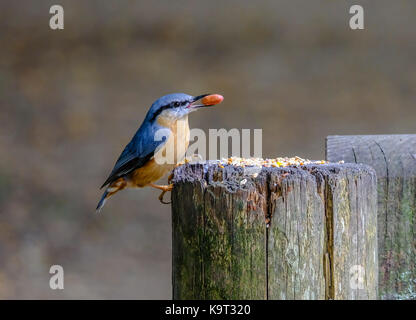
[172,161,378,300]
[327,134,416,299]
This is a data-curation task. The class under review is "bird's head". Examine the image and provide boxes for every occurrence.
[146,93,223,123]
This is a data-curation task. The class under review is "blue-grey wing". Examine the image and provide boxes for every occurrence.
[100,123,169,188]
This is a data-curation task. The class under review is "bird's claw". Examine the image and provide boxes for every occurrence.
[153,183,173,204]
[158,190,171,204]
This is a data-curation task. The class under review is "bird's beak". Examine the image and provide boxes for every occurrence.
[188,94,224,109]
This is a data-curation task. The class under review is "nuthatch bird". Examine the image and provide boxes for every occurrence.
[96,93,223,212]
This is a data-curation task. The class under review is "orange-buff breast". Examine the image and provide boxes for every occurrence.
[129,116,190,188]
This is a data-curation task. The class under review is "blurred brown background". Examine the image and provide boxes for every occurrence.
[0,0,415,298]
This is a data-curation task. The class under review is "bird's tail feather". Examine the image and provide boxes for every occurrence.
[96,178,127,213]
[96,190,109,213]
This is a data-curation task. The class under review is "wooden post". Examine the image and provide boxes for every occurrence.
[327,135,416,300]
[171,162,378,299]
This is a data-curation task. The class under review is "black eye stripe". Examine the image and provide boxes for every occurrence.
[173,100,189,107]
[149,100,190,122]
[149,103,172,122]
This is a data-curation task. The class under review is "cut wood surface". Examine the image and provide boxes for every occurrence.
[327,134,416,300]
[171,162,378,300]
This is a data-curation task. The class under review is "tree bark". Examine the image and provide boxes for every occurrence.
[172,162,378,300]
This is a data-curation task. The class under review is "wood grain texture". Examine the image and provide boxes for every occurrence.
[327,165,378,299]
[172,162,378,300]
[172,163,268,299]
[327,135,416,299]
[267,167,326,299]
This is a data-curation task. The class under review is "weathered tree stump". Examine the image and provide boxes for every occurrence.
[327,135,416,300]
[171,162,378,300]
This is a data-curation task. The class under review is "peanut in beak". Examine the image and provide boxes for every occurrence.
[201,94,224,106]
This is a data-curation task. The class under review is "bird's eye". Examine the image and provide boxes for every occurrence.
[173,101,180,107]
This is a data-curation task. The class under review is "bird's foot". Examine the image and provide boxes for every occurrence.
[158,189,172,204]
[150,183,173,204]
